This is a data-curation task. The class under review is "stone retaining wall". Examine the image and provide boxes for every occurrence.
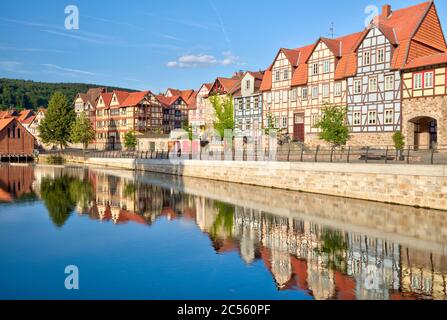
[135,160,447,211]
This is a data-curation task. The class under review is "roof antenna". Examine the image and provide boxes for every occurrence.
[328,22,337,39]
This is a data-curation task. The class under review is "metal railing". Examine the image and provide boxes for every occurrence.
[41,144,447,165]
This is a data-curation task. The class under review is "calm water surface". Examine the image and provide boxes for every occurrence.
[0,164,446,300]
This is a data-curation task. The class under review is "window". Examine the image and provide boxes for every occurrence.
[17,128,20,139]
[291,88,297,101]
[312,63,319,75]
[385,75,394,91]
[310,114,319,127]
[323,84,330,98]
[414,73,423,89]
[7,128,10,138]
[424,71,434,88]
[282,90,288,101]
[302,87,308,100]
[323,60,330,73]
[295,113,304,124]
[353,112,361,125]
[334,82,342,96]
[377,48,385,63]
[312,86,319,99]
[354,80,362,94]
[369,77,377,92]
[363,51,371,65]
[267,92,272,103]
[385,110,393,124]
[368,111,377,125]
[246,80,250,89]
[274,91,280,103]
[275,71,281,81]
[284,69,289,80]
[282,116,288,128]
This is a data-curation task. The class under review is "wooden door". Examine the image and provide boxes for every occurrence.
[294,113,305,142]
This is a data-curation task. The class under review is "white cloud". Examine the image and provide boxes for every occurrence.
[167,52,242,68]
[0,60,24,72]
[41,63,97,76]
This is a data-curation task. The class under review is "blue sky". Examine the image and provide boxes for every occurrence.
[0,0,446,93]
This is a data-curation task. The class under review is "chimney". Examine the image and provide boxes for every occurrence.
[382,4,392,18]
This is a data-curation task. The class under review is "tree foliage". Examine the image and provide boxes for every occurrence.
[392,131,405,151]
[40,174,94,227]
[210,95,234,138]
[124,131,137,150]
[38,92,76,150]
[314,104,350,146]
[0,78,134,110]
[71,111,95,150]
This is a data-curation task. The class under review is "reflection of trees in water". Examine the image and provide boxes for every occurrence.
[40,174,94,227]
[211,201,235,238]
[315,229,348,274]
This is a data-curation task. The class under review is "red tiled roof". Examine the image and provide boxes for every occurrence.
[217,77,240,93]
[17,109,35,123]
[403,52,447,69]
[334,31,364,80]
[113,90,130,105]
[0,117,15,131]
[156,94,185,107]
[290,44,316,86]
[98,93,113,109]
[259,70,272,91]
[120,91,150,107]
[166,88,195,101]
[187,92,198,110]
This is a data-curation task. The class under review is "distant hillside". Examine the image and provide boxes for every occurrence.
[0,78,137,111]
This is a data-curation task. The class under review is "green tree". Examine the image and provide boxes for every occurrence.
[182,119,193,140]
[211,201,235,238]
[71,111,95,153]
[314,104,350,147]
[264,113,278,134]
[124,131,137,150]
[40,176,77,228]
[38,92,76,152]
[392,131,405,151]
[210,95,234,138]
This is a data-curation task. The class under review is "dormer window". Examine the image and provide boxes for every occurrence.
[246,80,250,89]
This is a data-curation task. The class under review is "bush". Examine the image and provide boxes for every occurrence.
[392,131,405,151]
[46,155,65,165]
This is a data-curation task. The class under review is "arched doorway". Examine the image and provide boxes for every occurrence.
[408,116,437,150]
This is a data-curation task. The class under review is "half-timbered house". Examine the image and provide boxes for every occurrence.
[95,90,164,150]
[233,71,264,138]
[188,83,212,137]
[261,46,313,141]
[156,95,189,134]
[290,33,362,146]
[402,53,447,149]
[346,2,447,147]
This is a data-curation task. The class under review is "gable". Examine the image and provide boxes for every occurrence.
[413,4,447,53]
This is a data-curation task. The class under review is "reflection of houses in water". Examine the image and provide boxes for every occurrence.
[0,165,35,201]
[29,166,447,300]
[226,206,447,300]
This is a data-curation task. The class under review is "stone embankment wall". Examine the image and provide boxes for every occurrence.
[62,155,447,211]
